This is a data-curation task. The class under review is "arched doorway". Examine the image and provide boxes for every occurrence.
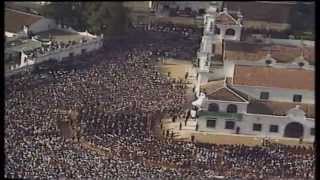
[284,122,304,138]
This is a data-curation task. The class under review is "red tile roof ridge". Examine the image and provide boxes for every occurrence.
[6,7,44,18]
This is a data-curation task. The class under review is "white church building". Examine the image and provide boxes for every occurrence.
[191,65,314,142]
[190,5,315,142]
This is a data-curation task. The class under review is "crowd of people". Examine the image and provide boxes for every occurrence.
[25,36,94,59]
[5,26,314,179]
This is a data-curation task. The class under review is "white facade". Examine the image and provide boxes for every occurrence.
[193,92,315,142]
[231,85,314,104]
[197,110,314,142]
[21,37,103,67]
[195,5,243,96]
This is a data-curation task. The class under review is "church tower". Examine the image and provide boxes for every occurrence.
[195,5,218,96]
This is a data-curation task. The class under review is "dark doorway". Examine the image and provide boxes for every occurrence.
[284,122,304,138]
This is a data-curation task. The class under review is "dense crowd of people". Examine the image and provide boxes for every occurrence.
[25,36,94,59]
[5,26,314,179]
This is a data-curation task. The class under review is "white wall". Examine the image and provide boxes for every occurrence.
[207,67,225,81]
[202,99,248,113]
[232,85,314,104]
[22,39,103,67]
[198,115,239,134]
[215,24,242,41]
[240,113,314,142]
[197,112,315,142]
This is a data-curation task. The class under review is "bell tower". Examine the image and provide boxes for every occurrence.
[195,5,218,96]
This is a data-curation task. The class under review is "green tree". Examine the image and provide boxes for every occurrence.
[83,2,129,36]
[40,2,130,36]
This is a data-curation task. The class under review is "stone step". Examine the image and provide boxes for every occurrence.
[186,120,197,126]
[183,126,196,131]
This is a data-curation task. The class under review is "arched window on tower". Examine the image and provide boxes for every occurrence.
[226,104,237,113]
[215,26,220,35]
[208,103,219,112]
[225,28,235,36]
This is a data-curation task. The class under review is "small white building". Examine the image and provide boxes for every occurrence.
[5,8,56,38]
[192,65,314,142]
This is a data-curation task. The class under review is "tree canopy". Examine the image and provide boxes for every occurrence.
[40,2,130,36]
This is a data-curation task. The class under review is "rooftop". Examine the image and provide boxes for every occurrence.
[200,80,225,94]
[215,11,239,26]
[5,8,43,33]
[232,65,314,91]
[247,100,314,118]
[206,87,246,102]
[224,40,315,64]
[224,1,293,24]
[36,29,90,43]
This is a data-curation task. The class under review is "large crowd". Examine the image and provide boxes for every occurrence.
[5,25,314,180]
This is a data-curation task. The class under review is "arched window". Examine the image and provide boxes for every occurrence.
[215,26,220,34]
[208,103,219,112]
[225,28,235,36]
[227,104,237,113]
[265,59,272,65]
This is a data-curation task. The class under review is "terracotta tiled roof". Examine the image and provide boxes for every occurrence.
[233,65,314,91]
[224,41,315,64]
[247,100,314,118]
[225,79,251,101]
[5,8,42,33]
[200,80,224,95]
[215,13,238,25]
[224,1,293,24]
[207,87,246,102]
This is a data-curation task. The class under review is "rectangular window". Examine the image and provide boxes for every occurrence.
[310,128,315,136]
[225,121,235,130]
[293,94,302,102]
[269,125,279,133]
[260,92,269,100]
[206,119,216,128]
[253,123,262,131]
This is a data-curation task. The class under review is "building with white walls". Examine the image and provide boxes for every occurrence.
[5,8,56,38]
[193,3,315,96]
[5,8,104,76]
[191,65,314,142]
